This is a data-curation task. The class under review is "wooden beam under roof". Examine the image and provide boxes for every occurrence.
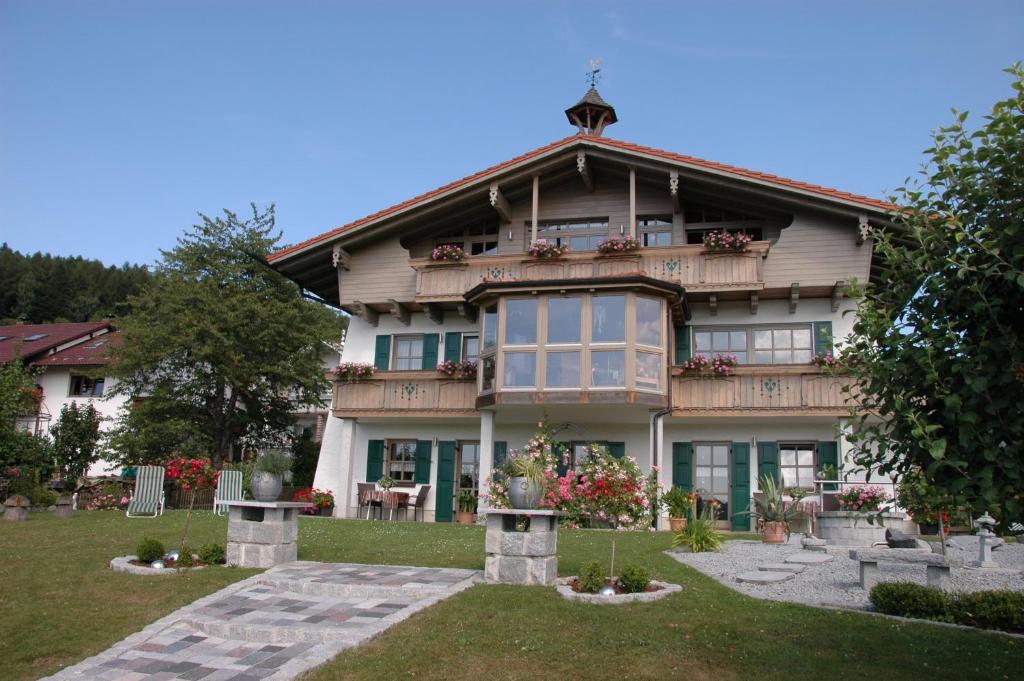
[331,245,351,270]
[457,302,478,324]
[749,292,758,315]
[423,303,445,325]
[708,294,718,316]
[669,170,681,214]
[789,283,800,314]
[576,150,594,192]
[388,299,411,326]
[352,301,379,327]
[488,183,512,223]
[831,281,844,312]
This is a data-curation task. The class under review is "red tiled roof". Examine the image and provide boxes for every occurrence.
[0,321,112,365]
[34,331,122,366]
[269,134,895,263]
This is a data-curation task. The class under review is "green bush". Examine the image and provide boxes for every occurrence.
[870,582,951,621]
[618,565,651,594]
[135,537,166,563]
[578,561,605,594]
[198,543,226,565]
[951,591,1024,633]
[670,507,723,553]
[176,546,195,568]
[34,488,58,506]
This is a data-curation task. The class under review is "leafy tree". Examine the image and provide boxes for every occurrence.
[844,65,1024,523]
[108,204,344,467]
[0,358,52,478]
[50,403,102,492]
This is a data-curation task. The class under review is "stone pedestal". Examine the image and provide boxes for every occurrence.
[55,496,74,519]
[484,509,564,586]
[816,511,905,547]
[223,500,307,568]
[4,495,29,522]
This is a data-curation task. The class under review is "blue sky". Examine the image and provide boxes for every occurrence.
[2,1,1022,265]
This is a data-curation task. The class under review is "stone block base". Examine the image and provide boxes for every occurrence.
[817,511,905,547]
[227,541,297,568]
[485,555,557,586]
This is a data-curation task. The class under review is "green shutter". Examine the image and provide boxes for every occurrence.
[608,442,625,459]
[443,332,462,363]
[672,442,693,491]
[813,321,833,356]
[730,443,751,531]
[435,441,456,522]
[817,440,840,491]
[366,440,384,482]
[674,325,691,364]
[757,441,780,486]
[493,441,508,469]
[421,333,439,369]
[414,440,432,484]
[374,335,391,371]
[557,441,571,477]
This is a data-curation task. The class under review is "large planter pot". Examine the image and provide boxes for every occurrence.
[250,472,282,502]
[507,477,544,510]
[456,511,475,525]
[816,510,906,547]
[669,517,688,533]
[762,521,786,544]
[317,504,335,517]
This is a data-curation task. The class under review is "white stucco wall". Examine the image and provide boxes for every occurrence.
[686,296,857,350]
[341,313,479,365]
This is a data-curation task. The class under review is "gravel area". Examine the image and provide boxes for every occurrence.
[668,537,1024,610]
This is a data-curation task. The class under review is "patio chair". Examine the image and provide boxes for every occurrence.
[213,469,244,515]
[356,482,380,519]
[126,465,166,518]
[407,485,430,522]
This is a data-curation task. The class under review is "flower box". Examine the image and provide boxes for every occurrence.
[528,240,568,260]
[596,237,640,255]
[702,230,752,254]
[431,244,466,262]
[679,353,738,377]
[334,362,375,382]
[436,360,477,380]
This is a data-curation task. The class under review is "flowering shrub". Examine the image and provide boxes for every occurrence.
[334,362,375,381]
[811,352,840,368]
[528,240,568,259]
[83,490,129,510]
[292,487,335,514]
[483,422,562,510]
[431,244,466,262]
[838,485,890,513]
[680,353,739,376]
[436,360,477,379]
[597,237,640,254]
[703,230,753,253]
[166,457,219,493]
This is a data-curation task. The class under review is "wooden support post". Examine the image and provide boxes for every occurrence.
[708,294,718,317]
[388,299,411,326]
[831,281,844,312]
[531,175,540,243]
[423,303,444,325]
[576,151,594,192]
[669,170,681,215]
[628,166,637,239]
[488,183,512,222]
[352,301,379,327]
[789,283,800,314]
[749,292,758,315]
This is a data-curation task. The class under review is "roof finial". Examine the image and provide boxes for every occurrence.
[586,58,603,88]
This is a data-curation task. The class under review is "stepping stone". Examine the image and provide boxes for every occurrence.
[802,537,828,552]
[785,553,833,565]
[736,570,794,584]
[759,563,806,574]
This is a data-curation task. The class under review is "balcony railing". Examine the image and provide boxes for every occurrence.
[672,365,856,415]
[411,243,769,302]
[331,371,477,417]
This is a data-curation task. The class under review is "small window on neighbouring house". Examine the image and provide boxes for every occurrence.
[70,375,105,397]
[24,333,48,342]
[392,335,424,370]
[386,440,417,483]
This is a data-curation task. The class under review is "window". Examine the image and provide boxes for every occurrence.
[591,350,625,387]
[780,443,816,489]
[635,296,661,346]
[686,226,764,245]
[683,200,764,225]
[505,299,537,345]
[393,335,424,370]
[694,324,813,365]
[694,443,730,520]
[434,222,499,255]
[636,351,661,390]
[639,216,673,247]
[547,297,581,344]
[570,441,607,467]
[458,442,480,492]
[503,351,536,387]
[70,375,104,397]
[591,295,625,343]
[530,217,610,251]
[387,441,417,483]
[24,333,48,342]
[546,351,580,388]
[481,356,496,391]
[482,305,498,350]
[462,335,479,364]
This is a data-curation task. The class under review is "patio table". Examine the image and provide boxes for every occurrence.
[361,490,410,520]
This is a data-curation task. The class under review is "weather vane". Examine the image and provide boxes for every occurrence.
[586,58,603,88]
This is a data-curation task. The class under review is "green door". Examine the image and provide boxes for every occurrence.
[435,441,456,522]
[730,443,751,531]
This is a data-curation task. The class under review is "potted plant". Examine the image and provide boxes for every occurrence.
[528,240,568,260]
[333,362,375,382]
[508,455,545,509]
[670,503,723,553]
[251,450,291,501]
[456,489,477,524]
[431,244,467,262]
[748,475,804,543]
[596,236,640,255]
[663,486,696,532]
[292,487,335,516]
[378,474,396,491]
[702,229,752,254]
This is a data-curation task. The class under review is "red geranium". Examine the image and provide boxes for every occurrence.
[165,457,219,491]
[292,487,335,514]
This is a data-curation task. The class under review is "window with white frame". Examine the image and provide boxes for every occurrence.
[392,335,424,370]
[780,443,816,489]
[529,218,610,251]
[386,440,417,483]
[462,335,479,363]
[434,222,499,255]
[693,324,813,365]
[694,443,730,519]
[70,375,105,397]
[639,216,673,247]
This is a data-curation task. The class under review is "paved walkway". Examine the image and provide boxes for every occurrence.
[43,562,481,681]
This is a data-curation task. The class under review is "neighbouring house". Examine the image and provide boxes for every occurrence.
[0,321,125,476]
[268,87,894,525]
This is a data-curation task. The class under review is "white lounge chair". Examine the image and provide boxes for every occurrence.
[213,469,244,515]
[126,465,165,518]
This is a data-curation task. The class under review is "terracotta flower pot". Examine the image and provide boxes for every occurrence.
[669,517,688,532]
[762,521,786,544]
[455,511,475,525]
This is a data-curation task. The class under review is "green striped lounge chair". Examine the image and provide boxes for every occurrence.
[126,465,166,518]
[213,469,244,515]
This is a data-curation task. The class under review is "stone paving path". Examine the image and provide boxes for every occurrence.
[42,562,481,681]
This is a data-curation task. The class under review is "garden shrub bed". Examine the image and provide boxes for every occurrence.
[870,582,1024,634]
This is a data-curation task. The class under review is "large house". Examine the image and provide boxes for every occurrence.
[269,88,892,526]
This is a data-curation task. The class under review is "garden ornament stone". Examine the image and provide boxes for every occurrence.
[165,550,180,562]
[972,513,999,568]
[3,494,29,522]
[599,584,616,596]
[150,560,166,569]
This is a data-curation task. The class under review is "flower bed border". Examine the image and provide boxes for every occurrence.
[555,577,681,604]
[110,555,207,575]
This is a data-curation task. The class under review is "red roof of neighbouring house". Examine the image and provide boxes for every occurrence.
[33,331,122,366]
[268,133,895,263]
[0,321,114,365]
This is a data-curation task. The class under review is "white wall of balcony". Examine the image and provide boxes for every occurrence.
[341,313,479,365]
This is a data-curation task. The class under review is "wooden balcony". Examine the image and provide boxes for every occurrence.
[411,243,769,302]
[672,365,856,416]
[331,371,477,418]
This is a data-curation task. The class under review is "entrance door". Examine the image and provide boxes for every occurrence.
[694,443,730,527]
[456,441,480,512]
[435,441,456,522]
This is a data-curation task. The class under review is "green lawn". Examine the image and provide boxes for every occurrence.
[1,513,1019,681]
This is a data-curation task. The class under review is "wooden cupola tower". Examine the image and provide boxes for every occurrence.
[565,87,618,137]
